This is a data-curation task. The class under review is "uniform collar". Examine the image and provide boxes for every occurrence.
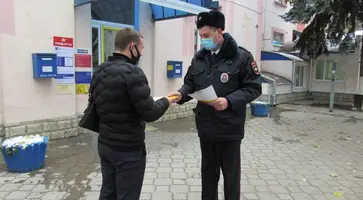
[211,48,220,55]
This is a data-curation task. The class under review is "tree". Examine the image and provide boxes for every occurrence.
[282,0,363,110]
[281,0,363,74]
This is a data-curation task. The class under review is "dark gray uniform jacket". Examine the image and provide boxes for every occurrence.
[178,33,263,142]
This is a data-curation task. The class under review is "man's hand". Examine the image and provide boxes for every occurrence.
[168,92,183,103]
[167,96,179,105]
[209,97,228,111]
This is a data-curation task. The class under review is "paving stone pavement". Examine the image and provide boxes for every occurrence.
[0,104,363,200]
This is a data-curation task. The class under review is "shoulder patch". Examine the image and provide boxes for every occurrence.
[251,61,260,75]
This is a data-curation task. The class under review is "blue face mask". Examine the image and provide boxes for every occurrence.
[201,38,217,50]
[201,31,218,50]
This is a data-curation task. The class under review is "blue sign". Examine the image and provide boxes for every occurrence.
[76,48,90,54]
[56,57,65,67]
[167,61,183,78]
[75,72,92,84]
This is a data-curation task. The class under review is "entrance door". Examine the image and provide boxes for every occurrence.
[91,20,134,69]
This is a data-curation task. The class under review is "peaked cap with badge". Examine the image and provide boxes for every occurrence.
[196,11,225,30]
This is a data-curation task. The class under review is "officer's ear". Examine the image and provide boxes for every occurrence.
[216,28,223,37]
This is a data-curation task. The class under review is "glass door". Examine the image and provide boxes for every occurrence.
[91,20,134,69]
[91,25,100,70]
[102,26,122,62]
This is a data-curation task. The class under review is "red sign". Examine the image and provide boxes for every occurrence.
[75,54,92,68]
[53,36,74,47]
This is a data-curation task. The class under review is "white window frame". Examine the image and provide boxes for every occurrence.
[315,60,344,81]
[195,28,201,53]
[294,65,305,88]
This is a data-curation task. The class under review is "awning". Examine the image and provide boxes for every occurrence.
[146,0,218,21]
[74,0,92,7]
[261,51,305,62]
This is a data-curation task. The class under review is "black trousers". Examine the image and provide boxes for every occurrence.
[200,139,241,200]
[98,142,146,200]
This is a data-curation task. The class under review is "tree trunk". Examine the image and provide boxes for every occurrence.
[360,37,363,76]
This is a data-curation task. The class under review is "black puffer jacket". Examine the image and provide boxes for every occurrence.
[90,53,169,151]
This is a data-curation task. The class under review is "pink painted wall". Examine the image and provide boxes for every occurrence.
[0,0,76,124]
[256,0,263,65]
[0,36,3,124]
[220,0,259,59]
[182,16,197,57]
[0,0,15,35]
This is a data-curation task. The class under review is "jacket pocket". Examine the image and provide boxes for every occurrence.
[214,66,240,92]
[191,67,205,76]
[192,67,209,91]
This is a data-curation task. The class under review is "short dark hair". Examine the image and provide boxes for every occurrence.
[114,28,142,51]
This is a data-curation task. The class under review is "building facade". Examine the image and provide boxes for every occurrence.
[0,0,300,139]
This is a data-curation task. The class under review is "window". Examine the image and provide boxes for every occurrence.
[315,60,344,81]
[274,0,288,7]
[272,32,284,46]
[295,66,305,87]
[292,30,301,42]
[194,28,198,53]
[92,27,99,68]
[315,60,325,80]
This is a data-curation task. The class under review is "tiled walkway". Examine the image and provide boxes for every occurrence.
[1,104,363,200]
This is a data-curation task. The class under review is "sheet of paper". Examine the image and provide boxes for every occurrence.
[188,85,217,102]
[64,57,74,66]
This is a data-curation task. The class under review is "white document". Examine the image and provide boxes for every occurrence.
[42,66,53,73]
[57,66,75,74]
[188,85,218,102]
[64,57,74,66]
[54,46,74,57]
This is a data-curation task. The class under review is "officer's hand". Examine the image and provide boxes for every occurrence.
[210,98,228,111]
[168,92,182,103]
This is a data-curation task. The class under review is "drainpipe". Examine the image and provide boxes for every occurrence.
[272,79,276,105]
[356,35,362,93]
[309,58,313,92]
[292,60,296,92]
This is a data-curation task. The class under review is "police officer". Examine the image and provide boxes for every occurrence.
[169,11,263,200]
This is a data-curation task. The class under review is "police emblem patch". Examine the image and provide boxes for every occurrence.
[220,73,229,83]
[251,61,259,75]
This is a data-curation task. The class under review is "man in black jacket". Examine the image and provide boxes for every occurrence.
[169,11,263,200]
[90,28,176,200]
